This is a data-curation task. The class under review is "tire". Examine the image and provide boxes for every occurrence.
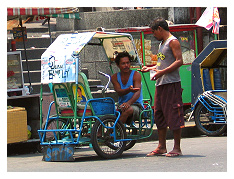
[42,118,72,142]
[194,103,227,136]
[124,128,137,151]
[91,115,126,159]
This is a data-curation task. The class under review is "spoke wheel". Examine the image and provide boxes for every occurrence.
[194,103,226,136]
[91,115,126,159]
[124,127,137,151]
[42,118,72,142]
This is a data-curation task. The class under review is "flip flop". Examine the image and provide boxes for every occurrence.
[146,150,167,157]
[165,152,182,157]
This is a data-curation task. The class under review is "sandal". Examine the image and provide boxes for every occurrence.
[165,152,182,157]
[146,150,167,157]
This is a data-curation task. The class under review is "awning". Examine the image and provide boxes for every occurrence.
[7,7,80,30]
[116,24,200,33]
[7,7,80,21]
[7,7,78,16]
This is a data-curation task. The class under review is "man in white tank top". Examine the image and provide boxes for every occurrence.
[141,18,184,157]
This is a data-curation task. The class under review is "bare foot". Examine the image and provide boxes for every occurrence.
[166,149,182,157]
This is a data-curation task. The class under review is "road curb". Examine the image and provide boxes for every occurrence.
[139,121,201,142]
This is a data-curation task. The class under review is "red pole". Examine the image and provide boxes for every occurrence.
[189,7,196,24]
[196,7,203,54]
[11,40,16,51]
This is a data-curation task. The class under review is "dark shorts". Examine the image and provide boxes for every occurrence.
[127,103,143,125]
[154,82,184,130]
[119,103,143,125]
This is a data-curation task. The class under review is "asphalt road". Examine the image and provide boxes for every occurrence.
[6,136,227,173]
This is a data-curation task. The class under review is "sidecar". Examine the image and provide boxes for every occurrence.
[191,40,227,136]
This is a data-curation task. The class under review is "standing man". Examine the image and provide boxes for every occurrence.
[111,51,143,125]
[142,18,184,157]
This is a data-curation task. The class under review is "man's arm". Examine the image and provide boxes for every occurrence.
[111,72,141,111]
[125,71,142,106]
[140,65,157,72]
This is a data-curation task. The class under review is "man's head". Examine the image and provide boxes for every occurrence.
[150,17,169,31]
[115,51,133,65]
[150,18,169,41]
[115,51,133,73]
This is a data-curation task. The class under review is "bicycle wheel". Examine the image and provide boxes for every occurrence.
[42,118,72,142]
[124,127,137,151]
[91,115,126,159]
[194,103,227,136]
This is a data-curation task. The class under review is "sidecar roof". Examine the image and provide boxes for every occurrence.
[41,31,139,84]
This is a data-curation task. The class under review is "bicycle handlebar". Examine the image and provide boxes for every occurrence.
[96,71,112,98]
[98,71,111,92]
[98,71,109,77]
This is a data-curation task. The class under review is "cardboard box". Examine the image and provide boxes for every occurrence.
[7,107,27,144]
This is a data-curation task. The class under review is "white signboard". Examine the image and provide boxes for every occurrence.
[103,37,137,59]
[41,32,96,84]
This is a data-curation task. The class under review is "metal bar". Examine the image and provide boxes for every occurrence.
[47,17,53,44]
[40,84,43,129]
[19,16,33,92]
[194,29,198,57]
[140,31,145,65]
[74,55,79,130]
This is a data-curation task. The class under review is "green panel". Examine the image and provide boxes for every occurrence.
[141,72,155,104]
[179,64,191,104]
[131,67,155,105]
[132,64,191,106]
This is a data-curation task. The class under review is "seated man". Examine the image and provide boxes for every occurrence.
[111,51,143,125]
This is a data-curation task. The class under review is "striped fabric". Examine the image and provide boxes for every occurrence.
[7,7,79,18]
[47,13,80,19]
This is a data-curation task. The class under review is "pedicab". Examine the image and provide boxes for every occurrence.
[190,40,227,136]
[37,31,154,161]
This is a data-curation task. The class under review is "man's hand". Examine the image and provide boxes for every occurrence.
[151,69,164,80]
[129,85,140,92]
[138,66,150,72]
[138,65,157,73]
[119,102,130,112]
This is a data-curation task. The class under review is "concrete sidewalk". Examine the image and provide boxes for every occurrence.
[7,136,227,172]
[142,121,201,142]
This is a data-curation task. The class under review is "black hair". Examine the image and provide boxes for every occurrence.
[150,17,169,31]
[114,51,133,65]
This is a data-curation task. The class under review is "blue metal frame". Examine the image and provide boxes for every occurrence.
[124,101,154,140]
[192,90,227,124]
[38,97,134,145]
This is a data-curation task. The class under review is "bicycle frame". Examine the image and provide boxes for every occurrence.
[192,90,227,124]
[38,97,129,145]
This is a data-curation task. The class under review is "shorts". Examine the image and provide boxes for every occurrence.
[154,82,184,130]
[119,103,143,125]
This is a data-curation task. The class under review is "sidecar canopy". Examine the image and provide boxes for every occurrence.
[41,31,139,84]
[191,40,227,104]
